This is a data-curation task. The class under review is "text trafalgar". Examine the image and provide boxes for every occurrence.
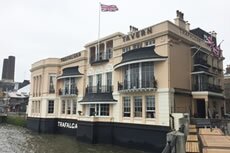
[57,121,78,129]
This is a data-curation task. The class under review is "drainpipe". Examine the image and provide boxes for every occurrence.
[170,114,175,130]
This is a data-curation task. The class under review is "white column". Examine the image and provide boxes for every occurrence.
[104,42,107,59]
[205,99,208,119]
[157,88,175,126]
[139,63,142,88]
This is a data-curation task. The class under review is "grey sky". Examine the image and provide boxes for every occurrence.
[0,0,229,82]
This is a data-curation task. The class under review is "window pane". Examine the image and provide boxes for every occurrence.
[70,78,76,94]
[97,74,102,92]
[106,72,112,92]
[72,100,77,114]
[49,75,56,94]
[61,100,65,114]
[142,62,154,88]
[48,100,54,113]
[64,79,69,94]
[100,104,109,116]
[130,63,139,89]
[134,96,142,117]
[67,100,71,114]
[89,104,95,116]
[123,97,130,117]
[146,96,155,118]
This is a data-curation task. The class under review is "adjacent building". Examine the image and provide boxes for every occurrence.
[2,56,15,82]
[224,66,230,114]
[27,11,225,152]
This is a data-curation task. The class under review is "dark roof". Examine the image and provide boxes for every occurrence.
[58,66,83,78]
[18,80,30,89]
[190,28,217,45]
[79,93,117,103]
[114,46,167,69]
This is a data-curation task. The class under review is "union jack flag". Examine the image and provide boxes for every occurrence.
[204,34,215,48]
[101,4,118,12]
[204,34,222,57]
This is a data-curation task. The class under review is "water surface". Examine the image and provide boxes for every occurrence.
[0,124,146,153]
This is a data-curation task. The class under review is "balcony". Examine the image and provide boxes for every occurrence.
[192,83,223,93]
[90,50,112,65]
[80,85,116,104]
[193,66,209,72]
[194,58,210,67]
[86,85,113,93]
[58,87,78,96]
[118,80,157,92]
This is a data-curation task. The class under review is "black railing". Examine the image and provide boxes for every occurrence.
[90,51,111,64]
[86,85,113,93]
[49,89,55,94]
[118,80,157,91]
[192,83,223,93]
[58,87,78,96]
[194,57,210,67]
[193,66,209,72]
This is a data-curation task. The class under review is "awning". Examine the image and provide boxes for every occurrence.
[114,46,167,69]
[57,66,83,79]
[79,93,117,104]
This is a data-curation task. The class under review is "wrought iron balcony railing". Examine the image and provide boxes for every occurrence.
[86,85,113,93]
[192,83,223,93]
[194,58,210,67]
[58,87,78,96]
[90,51,111,64]
[118,80,157,91]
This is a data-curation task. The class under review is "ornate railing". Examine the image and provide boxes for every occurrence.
[86,85,113,93]
[58,87,78,96]
[194,57,210,67]
[90,50,111,64]
[118,80,157,91]
[192,83,223,93]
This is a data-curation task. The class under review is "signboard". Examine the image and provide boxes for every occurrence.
[57,121,78,129]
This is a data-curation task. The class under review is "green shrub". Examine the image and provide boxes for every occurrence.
[6,116,26,127]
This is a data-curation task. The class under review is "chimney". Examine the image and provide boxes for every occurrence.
[226,65,230,74]
[210,31,217,38]
[185,21,190,31]
[174,10,187,30]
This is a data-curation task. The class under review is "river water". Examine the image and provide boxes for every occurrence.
[0,124,146,153]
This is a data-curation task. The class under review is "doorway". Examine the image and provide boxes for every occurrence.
[196,99,205,118]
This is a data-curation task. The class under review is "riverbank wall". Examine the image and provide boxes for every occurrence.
[27,117,171,153]
[0,116,7,123]
[6,115,27,127]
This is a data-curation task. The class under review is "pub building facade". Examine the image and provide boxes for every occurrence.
[27,11,225,152]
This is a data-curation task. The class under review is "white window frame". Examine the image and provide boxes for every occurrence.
[48,100,54,114]
[123,97,131,117]
[146,96,155,118]
[134,96,142,117]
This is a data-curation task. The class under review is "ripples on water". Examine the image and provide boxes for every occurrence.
[0,124,146,153]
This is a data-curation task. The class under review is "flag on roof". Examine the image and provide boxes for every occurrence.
[203,34,223,57]
[101,4,118,12]
[204,34,215,48]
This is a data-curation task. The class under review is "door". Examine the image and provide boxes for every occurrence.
[197,99,205,118]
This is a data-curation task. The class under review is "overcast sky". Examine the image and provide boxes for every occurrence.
[0,0,229,82]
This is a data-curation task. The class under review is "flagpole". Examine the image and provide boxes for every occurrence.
[97,2,101,59]
[192,46,201,58]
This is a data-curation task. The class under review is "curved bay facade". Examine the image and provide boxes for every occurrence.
[27,12,224,152]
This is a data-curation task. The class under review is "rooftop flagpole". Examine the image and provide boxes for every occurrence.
[96,3,118,60]
[97,2,101,60]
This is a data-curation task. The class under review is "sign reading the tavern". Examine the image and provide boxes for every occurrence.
[122,27,153,42]
[57,121,78,129]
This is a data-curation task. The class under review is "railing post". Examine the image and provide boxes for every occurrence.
[175,132,185,153]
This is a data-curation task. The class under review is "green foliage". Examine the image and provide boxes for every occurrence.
[6,116,26,127]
